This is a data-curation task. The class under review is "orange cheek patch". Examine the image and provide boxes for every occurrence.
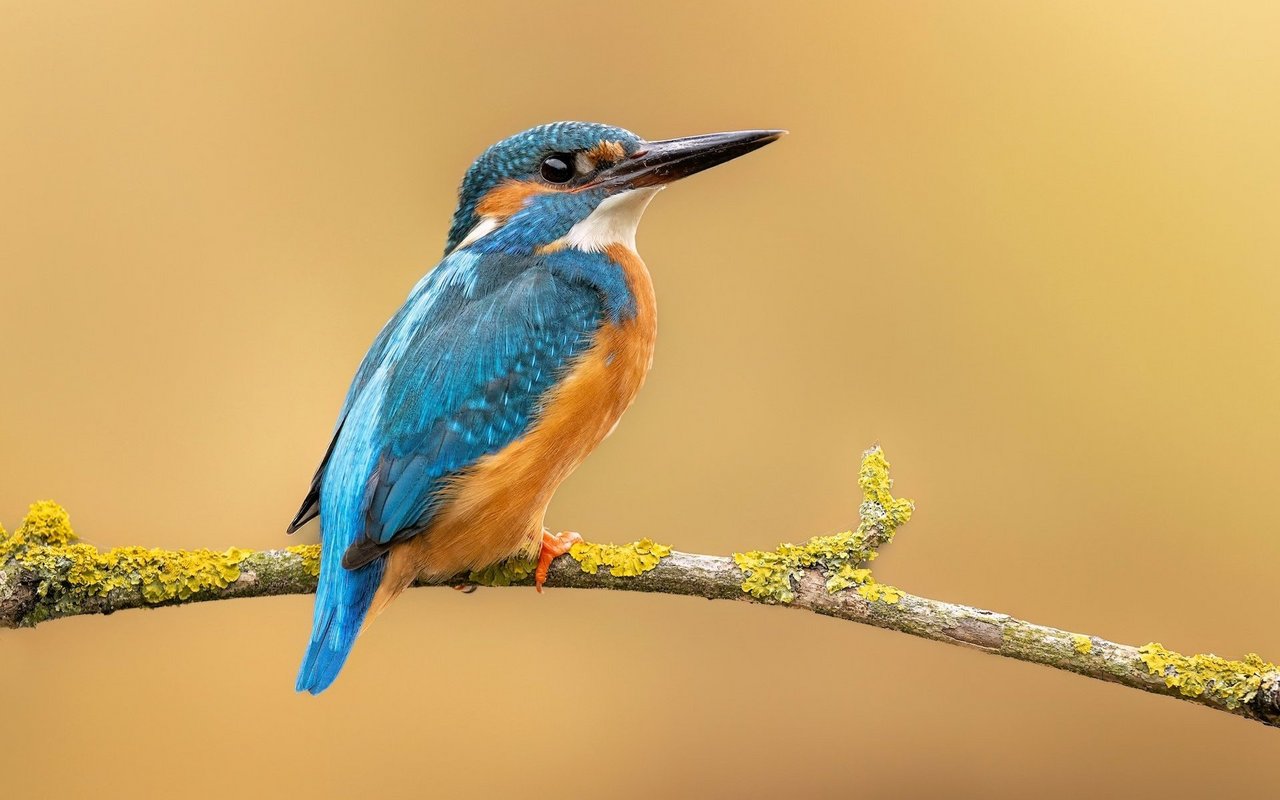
[585,140,626,164]
[476,179,554,219]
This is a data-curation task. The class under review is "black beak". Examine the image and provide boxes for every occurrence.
[594,129,785,190]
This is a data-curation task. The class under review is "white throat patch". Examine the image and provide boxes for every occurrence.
[563,187,662,252]
[455,216,500,250]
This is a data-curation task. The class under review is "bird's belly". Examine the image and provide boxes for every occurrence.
[386,313,656,583]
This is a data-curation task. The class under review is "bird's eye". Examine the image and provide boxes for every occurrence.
[540,153,575,184]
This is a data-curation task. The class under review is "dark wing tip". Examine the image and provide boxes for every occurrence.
[286,506,318,534]
[289,422,346,535]
[341,538,390,570]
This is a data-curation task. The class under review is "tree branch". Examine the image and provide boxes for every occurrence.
[3,448,1277,729]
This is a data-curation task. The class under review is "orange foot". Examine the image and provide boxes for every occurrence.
[536,529,583,593]
[452,584,477,594]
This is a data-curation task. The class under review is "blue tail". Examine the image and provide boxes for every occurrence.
[296,553,386,695]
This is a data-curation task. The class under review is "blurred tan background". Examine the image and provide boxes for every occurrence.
[3,1,1280,796]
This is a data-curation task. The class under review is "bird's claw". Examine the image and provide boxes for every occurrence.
[535,529,583,593]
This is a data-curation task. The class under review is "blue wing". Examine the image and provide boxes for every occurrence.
[347,256,606,565]
[287,243,638,536]
[295,247,606,694]
[328,248,605,559]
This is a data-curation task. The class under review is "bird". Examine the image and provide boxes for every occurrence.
[288,121,782,694]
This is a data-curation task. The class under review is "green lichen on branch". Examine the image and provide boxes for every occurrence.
[287,544,322,578]
[468,557,538,587]
[466,538,673,586]
[569,538,671,576]
[732,446,914,603]
[1137,643,1280,709]
[0,500,78,559]
[834,567,905,604]
[1,501,254,624]
[855,446,916,540]
[7,474,1280,731]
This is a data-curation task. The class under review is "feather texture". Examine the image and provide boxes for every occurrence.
[294,121,664,694]
[294,243,637,693]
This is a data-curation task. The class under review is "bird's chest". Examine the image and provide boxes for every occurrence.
[404,246,656,574]
[555,307,655,447]
[435,246,654,514]
[531,244,657,461]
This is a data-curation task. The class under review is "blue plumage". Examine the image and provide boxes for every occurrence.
[445,122,641,252]
[296,557,384,693]
[295,241,634,694]
[361,253,608,548]
[292,120,780,693]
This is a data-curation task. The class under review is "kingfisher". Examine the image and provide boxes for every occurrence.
[289,121,782,694]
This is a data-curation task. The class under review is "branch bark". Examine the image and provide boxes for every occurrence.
[3,450,1278,730]
[5,542,1279,728]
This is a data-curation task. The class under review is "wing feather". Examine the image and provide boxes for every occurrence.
[302,249,604,568]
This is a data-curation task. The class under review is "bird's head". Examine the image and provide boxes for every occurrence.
[444,121,783,255]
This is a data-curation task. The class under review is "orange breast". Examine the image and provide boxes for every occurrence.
[371,243,657,610]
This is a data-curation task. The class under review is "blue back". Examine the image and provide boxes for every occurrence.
[295,120,647,694]
[296,244,635,693]
[337,249,605,555]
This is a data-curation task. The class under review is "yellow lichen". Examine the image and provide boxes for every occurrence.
[569,538,671,577]
[468,557,538,587]
[824,565,903,604]
[733,447,914,603]
[19,542,251,603]
[1,500,79,561]
[466,538,672,586]
[1073,634,1093,655]
[287,544,322,577]
[16,500,79,546]
[1137,643,1279,709]
[2,501,253,617]
[854,576,904,604]
[856,447,915,541]
[830,565,874,591]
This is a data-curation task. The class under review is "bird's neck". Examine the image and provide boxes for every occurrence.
[457,186,662,326]
[460,186,662,257]
[558,188,661,253]
[543,188,660,325]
